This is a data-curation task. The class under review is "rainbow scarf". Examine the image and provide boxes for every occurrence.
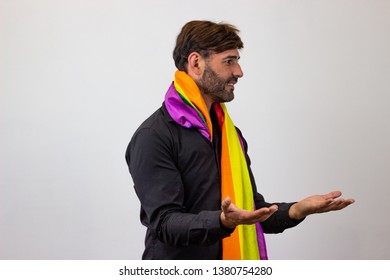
[164,70,267,260]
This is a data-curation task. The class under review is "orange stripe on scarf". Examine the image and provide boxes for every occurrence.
[174,71,213,140]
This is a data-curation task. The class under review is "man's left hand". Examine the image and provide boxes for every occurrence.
[288,191,355,220]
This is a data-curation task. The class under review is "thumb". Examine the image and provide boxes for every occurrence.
[221,196,232,212]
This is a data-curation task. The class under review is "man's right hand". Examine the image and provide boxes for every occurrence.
[220,196,278,229]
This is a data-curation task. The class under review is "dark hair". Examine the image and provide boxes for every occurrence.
[173,20,244,71]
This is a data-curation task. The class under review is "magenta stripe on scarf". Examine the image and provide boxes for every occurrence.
[255,217,268,260]
[164,83,211,140]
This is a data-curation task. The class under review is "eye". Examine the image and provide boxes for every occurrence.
[224,59,233,65]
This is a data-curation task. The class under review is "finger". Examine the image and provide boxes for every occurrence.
[325,199,354,211]
[260,208,278,221]
[268,204,279,213]
[323,191,342,200]
[253,205,278,221]
[337,199,355,209]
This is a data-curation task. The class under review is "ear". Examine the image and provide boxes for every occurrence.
[187,52,205,79]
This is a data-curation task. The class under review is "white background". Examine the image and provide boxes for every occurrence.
[1,0,389,259]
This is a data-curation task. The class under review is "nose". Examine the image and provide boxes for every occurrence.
[234,63,244,78]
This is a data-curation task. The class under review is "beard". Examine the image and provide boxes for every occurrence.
[196,65,237,103]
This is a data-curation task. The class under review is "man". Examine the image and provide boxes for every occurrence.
[125,20,354,260]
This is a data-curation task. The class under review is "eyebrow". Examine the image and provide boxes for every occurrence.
[223,55,240,60]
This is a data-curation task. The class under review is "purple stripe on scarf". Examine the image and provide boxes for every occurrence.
[164,83,211,140]
[256,222,268,260]
[238,125,267,260]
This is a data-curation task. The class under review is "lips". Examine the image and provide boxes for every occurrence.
[226,79,238,88]
[227,83,235,86]
[227,78,237,84]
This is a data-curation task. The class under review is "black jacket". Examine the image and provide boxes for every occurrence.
[126,103,303,259]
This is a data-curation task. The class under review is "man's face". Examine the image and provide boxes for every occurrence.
[197,49,243,103]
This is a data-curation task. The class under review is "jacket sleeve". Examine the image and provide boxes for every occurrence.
[126,126,232,247]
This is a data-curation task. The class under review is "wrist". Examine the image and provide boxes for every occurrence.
[220,212,235,229]
[289,203,305,220]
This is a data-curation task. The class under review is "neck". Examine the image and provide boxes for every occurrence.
[186,70,215,111]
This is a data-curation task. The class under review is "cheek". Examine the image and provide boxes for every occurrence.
[219,68,233,80]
